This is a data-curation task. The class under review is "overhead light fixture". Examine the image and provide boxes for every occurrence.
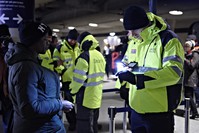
[109,32,115,36]
[120,18,123,22]
[89,23,98,27]
[68,26,75,30]
[53,29,60,32]
[169,10,183,15]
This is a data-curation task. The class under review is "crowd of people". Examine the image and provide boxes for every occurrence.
[0,4,198,133]
[0,19,105,133]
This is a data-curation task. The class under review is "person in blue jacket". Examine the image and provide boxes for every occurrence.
[4,20,74,133]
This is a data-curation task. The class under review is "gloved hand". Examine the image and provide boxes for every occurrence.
[118,71,136,84]
[61,100,74,112]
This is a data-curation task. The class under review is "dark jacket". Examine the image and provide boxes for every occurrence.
[183,52,194,86]
[184,49,199,87]
[4,43,65,133]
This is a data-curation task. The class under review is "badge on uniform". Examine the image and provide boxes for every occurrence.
[131,49,136,54]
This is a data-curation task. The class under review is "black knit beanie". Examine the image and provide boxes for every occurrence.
[18,20,49,46]
[123,6,149,30]
[68,29,79,40]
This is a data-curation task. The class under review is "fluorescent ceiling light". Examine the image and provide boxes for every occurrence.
[169,10,183,15]
[68,26,75,30]
[89,23,98,27]
[53,29,60,32]
[120,18,123,22]
[109,32,115,36]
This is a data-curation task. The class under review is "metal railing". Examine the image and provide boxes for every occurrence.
[104,88,191,133]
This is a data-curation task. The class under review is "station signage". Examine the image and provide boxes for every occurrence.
[0,0,34,28]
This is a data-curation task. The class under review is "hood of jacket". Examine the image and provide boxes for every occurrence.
[4,43,38,66]
[138,12,168,41]
[79,34,99,51]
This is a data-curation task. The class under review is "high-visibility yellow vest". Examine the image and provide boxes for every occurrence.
[70,34,106,109]
[39,49,54,71]
[53,40,80,82]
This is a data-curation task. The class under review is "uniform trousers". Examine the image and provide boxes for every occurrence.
[131,109,174,133]
[76,88,99,133]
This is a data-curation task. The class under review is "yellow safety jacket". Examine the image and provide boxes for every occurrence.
[70,35,106,109]
[53,40,80,82]
[38,49,54,71]
[123,12,184,114]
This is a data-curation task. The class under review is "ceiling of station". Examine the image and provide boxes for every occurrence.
[35,0,199,36]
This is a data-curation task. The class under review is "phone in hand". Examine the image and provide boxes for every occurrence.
[128,62,137,68]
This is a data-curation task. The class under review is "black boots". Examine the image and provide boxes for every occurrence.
[190,114,199,119]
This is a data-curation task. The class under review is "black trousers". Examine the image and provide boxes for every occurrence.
[76,88,99,133]
[62,82,76,126]
[184,86,199,115]
[131,109,174,133]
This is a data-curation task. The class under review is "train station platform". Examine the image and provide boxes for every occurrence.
[0,76,199,133]
[65,76,199,133]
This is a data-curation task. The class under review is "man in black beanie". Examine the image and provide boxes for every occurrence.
[53,29,80,131]
[4,20,74,133]
[117,5,184,133]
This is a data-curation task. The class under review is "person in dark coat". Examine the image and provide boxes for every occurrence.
[0,24,14,133]
[4,20,74,133]
[183,40,199,119]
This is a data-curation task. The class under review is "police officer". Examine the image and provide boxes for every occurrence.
[117,6,184,133]
[70,32,106,133]
[53,29,80,131]
[39,34,61,71]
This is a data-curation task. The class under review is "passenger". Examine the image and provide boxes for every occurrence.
[186,34,198,46]
[183,40,199,119]
[117,5,184,133]
[0,24,14,133]
[70,31,106,133]
[103,44,111,80]
[53,29,80,131]
[187,34,199,106]
[4,20,74,133]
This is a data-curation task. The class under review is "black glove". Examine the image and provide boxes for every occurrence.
[118,71,136,84]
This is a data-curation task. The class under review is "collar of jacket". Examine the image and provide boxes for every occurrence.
[62,39,78,50]
[139,12,167,42]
